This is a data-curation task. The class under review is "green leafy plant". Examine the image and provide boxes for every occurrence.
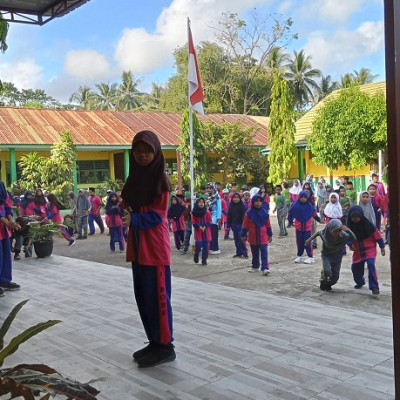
[26,219,62,243]
[0,300,100,399]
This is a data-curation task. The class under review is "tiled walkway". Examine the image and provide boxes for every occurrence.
[1,256,394,400]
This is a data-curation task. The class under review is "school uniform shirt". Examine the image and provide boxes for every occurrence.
[32,204,47,219]
[105,205,123,227]
[192,210,212,242]
[242,199,251,210]
[89,195,103,215]
[19,202,35,216]
[241,213,272,245]
[46,205,62,223]
[372,181,386,198]
[0,194,13,240]
[370,194,383,212]
[126,191,171,266]
[350,229,385,264]
[221,198,229,222]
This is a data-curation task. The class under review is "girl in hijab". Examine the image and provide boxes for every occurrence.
[241,194,272,274]
[302,182,315,206]
[347,205,385,296]
[33,188,47,219]
[316,181,326,213]
[288,190,323,264]
[105,191,124,253]
[358,191,377,226]
[368,184,383,230]
[228,192,248,258]
[46,193,75,247]
[323,193,343,223]
[306,219,356,291]
[288,179,302,228]
[258,185,270,210]
[167,195,186,251]
[206,182,222,254]
[121,130,175,368]
[19,190,35,217]
[191,197,212,265]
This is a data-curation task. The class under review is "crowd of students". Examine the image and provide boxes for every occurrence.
[168,173,388,297]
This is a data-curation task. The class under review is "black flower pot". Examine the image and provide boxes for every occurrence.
[33,240,53,258]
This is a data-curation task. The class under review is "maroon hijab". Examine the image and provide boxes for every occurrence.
[121,130,171,210]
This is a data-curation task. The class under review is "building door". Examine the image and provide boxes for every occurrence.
[114,153,125,181]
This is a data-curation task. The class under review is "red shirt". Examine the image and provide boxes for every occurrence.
[192,210,212,242]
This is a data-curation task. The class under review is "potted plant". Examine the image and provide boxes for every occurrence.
[26,218,61,258]
[0,300,100,399]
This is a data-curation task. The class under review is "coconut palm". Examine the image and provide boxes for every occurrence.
[314,75,339,103]
[94,82,118,110]
[265,47,290,78]
[115,71,145,110]
[69,85,96,110]
[353,68,379,85]
[340,73,355,88]
[285,49,321,109]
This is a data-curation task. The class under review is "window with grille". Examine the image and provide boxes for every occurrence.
[77,160,110,184]
[5,161,22,187]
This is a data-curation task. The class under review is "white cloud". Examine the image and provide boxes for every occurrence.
[301,0,364,23]
[304,20,384,74]
[278,1,292,15]
[0,59,43,89]
[114,0,271,74]
[64,49,112,80]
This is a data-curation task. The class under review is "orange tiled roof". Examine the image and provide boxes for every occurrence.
[0,108,269,148]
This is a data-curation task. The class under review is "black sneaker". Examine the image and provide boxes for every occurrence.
[202,259,207,266]
[319,281,326,291]
[76,235,83,240]
[137,343,176,368]
[193,253,199,264]
[132,342,156,362]
[372,288,380,295]
[68,240,75,246]
[0,287,5,297]
[232,254,241,258]
[0,282,20,291]
[14,254,21,261]
[354,283,365,289]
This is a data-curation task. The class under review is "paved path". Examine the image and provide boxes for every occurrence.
[1,256,394,400]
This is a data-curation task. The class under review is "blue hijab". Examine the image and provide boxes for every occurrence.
[0,181,7,205]
[20,190,34,209]
[168,195,186,219]
[105,192,120,214]
[347,205,376,240]
[289,190,316,222]
[246,194,269,227]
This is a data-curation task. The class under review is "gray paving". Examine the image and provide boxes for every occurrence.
[1,256,394,400]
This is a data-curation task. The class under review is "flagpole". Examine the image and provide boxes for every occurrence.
[188,18,195,204]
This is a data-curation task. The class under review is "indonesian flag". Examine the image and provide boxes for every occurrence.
[188,19,204,115]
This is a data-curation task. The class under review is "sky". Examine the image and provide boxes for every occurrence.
[0,0,385,103]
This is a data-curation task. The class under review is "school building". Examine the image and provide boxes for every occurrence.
[290,81,386,192]
[0,108,269,191]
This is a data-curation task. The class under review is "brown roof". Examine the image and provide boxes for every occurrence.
[0,108,269,148]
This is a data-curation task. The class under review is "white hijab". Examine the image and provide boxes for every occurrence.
[289,179,302,195]
[324,193,343,219]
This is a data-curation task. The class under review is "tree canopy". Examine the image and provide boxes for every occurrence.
[308,86,387,170]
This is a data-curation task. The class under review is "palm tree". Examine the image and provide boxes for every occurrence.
[141,83,164,111]
[69,86,96,110]
[353,68,379,85]
[314,75,339,103]
[93,82,118,110]
[265,47,290,78]
[115,71,145,110]
[285,49,321,109]
[340,73,355,88]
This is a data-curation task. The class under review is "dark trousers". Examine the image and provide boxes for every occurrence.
[295,229,312,257]
[173,230,184,250]
[132,263,173,345]
[352,258,379,289]
[0,237,12,283]
[250,244,269,271]
[88,213,104,234]
[231,223,247,256]
[183,229,191,252]
[109,226,124,251]
[320,252,343,286]
[195,240,209,261]
[209,223,219,251]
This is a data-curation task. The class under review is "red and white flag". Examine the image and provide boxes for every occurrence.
[188,19,204,115]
